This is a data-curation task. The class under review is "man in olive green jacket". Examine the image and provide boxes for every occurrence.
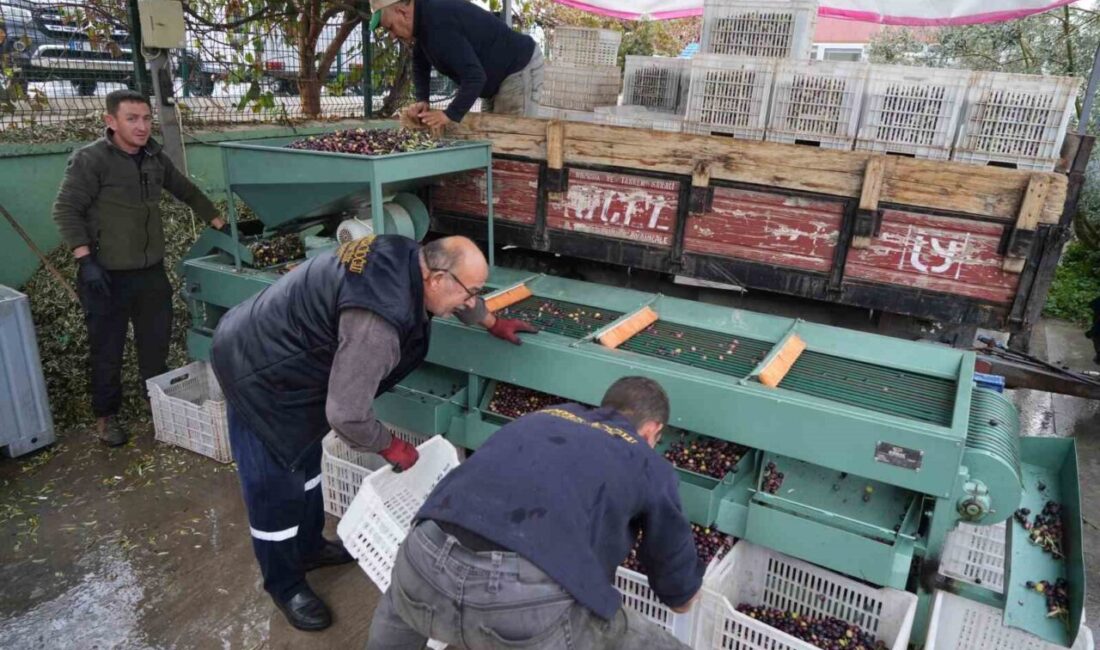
[53,89,225,446]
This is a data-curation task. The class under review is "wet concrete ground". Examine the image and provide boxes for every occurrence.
[0,313,1097,648]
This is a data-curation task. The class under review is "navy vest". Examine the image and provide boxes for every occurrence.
[211,235,431,469]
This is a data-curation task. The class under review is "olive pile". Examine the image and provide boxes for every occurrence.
[488,383,566,419]
[1025,578,1070,620]
[1014,501,1066,559]
[663,435,746,479]
[621,525,735,572]
[249,234,305,268]
[762,461,785,494]
[287,128,446,156]
[735,605,888,650]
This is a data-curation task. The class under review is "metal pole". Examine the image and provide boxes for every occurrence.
[363,21,373,120]
[1077,41,1100,134]
[127,0,150,94]
[149,51,186,172]
[503,0,513,28]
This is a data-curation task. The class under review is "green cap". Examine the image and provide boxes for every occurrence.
[369,9,382,31]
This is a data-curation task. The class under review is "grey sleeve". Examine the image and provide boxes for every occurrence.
[454,296,489,326]
[326,308,401,452]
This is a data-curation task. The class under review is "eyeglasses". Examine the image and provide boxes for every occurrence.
[430,267,480,300]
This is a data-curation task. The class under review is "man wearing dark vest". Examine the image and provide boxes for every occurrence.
[367,377,703,649]
[211,234,536,631]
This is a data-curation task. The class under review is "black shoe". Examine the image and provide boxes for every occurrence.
[98,418,129,447]
[303,538,354,572]
[274,586,332,631]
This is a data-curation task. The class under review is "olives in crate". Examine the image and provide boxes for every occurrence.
[663,434,746,479]
[286,128,446,156]
[621,524,735,572]
[736,605,888,650]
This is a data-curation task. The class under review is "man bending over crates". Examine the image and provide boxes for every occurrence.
[370,0,544,125]
[210,234,536,632]
[367,376,704,650]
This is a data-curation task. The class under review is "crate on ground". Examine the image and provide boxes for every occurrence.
[622,55,691,114]
[321,432,388,518]
[683,55,775,139]
[691,541,917,650]
[766,59,867,150]
[855,65,971,160]
[535,105,600,123]
[701,0,818,59]
[939,521,1006,593]
[147,361,231,463]
[542,62,622,112]
[337,436,462,592]
[550,26,622,67]
[926,591,1094,650]
[952,71,1079,171]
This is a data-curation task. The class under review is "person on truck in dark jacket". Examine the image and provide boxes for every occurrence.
[210,234,536,632]
[367,376,704,649]
[370,0,544,126]
[52,89,225,447]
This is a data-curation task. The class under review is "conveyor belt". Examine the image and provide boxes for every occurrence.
[780,352,957,426]
[618,321,772,378]
[496,297,622,338]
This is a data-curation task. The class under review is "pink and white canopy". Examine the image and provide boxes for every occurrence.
[552,0,1077,25]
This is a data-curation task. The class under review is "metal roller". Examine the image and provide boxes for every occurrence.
[959,388,1023,524]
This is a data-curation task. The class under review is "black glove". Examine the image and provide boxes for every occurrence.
[77,255,111,297]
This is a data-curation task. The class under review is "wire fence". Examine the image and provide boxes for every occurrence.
[0,1,464,134]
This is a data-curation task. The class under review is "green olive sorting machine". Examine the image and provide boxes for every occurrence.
[181,129,1085,648]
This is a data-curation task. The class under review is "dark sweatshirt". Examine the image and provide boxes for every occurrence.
[412,0,537,122]
[52,130,219,270]
[417,403,704,620]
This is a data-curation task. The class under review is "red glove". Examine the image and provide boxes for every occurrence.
[488,318,539,345]
[380,436,419,472]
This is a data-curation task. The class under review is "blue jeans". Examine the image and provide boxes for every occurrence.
[366,521,689,650]
[227,406,325,601]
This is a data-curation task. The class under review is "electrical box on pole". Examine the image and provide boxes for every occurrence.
[138,0,186,49]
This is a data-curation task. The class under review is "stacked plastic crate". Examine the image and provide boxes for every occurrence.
[952,71,1079,171]
[684,0,819,139]
[766,59,868,150]
[542,27,622,113]
[856,65,972,160]
[608,55,691,131]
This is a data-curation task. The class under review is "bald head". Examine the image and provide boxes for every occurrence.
[420,236,489,317]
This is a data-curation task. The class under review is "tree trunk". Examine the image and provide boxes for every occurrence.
[300,77,322,116]
[380,49,413,117]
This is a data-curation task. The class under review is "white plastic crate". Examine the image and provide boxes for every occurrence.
[623,55,691,114]
[856,65,971,160]
[953,71,1079,171]
[542,62,622,111]
[926,591,1094,650]
[0,286,55,458]
[939,521,1006,593]
[147,362,231,463]
[337,435,463,592]
[766,59,867,150]
[550,26,622,67]
[320,432,388,518]
[691,541,917,650]
[684,55,775,139]
[616,566,697,642]
[701,0,818,59]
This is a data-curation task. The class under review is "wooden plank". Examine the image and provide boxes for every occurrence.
[547,120,565,171]
[1014,174,1051,233]
[854,156,888,249]
[684,187,843,273]
[692,161,712,188]
[546,169,680,247]
[432,159,540,225]
[448,116,1068,226]
[845,209,1020,304]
